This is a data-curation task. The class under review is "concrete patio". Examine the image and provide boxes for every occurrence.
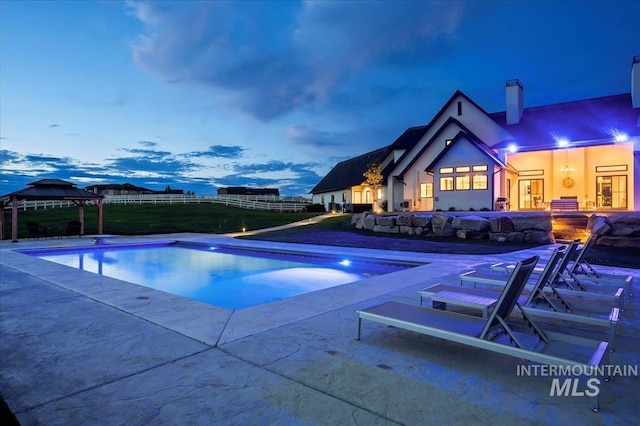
[1,233,638,425]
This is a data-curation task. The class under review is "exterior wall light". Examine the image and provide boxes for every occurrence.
[614,132,628,143]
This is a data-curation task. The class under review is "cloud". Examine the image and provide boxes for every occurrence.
[190,145,244,159]
[49,124,61,128]
[138,140,158,148]
[214,159,322,195]
[127,1,463,120]
[0,146,322,197]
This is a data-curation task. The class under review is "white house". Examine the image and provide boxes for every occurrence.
[311,56,640,213]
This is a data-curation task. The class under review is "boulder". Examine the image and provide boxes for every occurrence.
[510,215,552,232]
[354,212,368,229]
[373,225,399,233]
[456,229,469,239]
[377,215,396,226]
[489,217,514,233]
[490,232,508,243]
[351,213,361,225]
[451,215,490,231]
[396,215,413,226]
[432,214,456,236]
[457,229,488,240]
[363,215,376,230]
[509,232,526,243]
[413,227,424,236]
[524,230,555,244]
[412,215,432,227]
[586,213,599,231]
[590,216,611,236]
[399,225,414,235]
[596,236,640,248]
[609,215,640,236]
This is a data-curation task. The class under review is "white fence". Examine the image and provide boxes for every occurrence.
[6,194,312,213]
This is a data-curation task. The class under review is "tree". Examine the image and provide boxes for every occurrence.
[363,161,383,211]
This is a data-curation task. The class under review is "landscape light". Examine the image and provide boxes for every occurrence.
[339,259,352,266]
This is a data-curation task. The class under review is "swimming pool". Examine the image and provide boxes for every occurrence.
[24,242,417,309]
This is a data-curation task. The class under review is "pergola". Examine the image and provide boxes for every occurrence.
[0,179,104,242]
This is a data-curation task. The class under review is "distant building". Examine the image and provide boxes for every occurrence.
[217,187,280,196]
[85,183,184,196]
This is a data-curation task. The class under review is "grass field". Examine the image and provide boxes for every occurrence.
[3,204,324,239]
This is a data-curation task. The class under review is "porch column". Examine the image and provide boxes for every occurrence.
[11,198,18,242]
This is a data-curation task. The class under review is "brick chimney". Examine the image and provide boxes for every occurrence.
[632,55,640,108]
[506,79,523,125]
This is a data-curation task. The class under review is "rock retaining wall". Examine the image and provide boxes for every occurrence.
[352,212,640,247]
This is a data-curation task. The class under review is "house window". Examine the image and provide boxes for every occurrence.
[472,175,488,190]
[440,167,454,174]
[321,195,325,205]
[457,101,462,116]
[472,165,488,172]
[376,188,382,200]
[456,176,470,190]
[342,192,346,202]
[596,175,627,209]
[455,166,470,173]
[353,191,362,203]
[440,177,454,191]
[420,182,433,198]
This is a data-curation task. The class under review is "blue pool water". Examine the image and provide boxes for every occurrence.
[25,243,416,309]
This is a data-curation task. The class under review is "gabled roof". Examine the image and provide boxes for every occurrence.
[490,93,639,151]
[396,117,479,178]
[311,91,489,195]
[310,146,392,194]
[424,130,514,173]
[1,179,104,201]
[392,91,496,176]
[389,125,429,150]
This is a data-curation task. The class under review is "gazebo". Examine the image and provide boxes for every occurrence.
[0,179,104,242]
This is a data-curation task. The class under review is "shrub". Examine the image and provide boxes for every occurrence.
[305,203,326,212]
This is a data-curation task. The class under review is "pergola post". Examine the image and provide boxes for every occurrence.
[0,201,5,240]
[11,198,19,242]
[77,201,86,235]
[97,199,104,234]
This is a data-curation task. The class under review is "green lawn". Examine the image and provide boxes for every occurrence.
[3,204,325,239]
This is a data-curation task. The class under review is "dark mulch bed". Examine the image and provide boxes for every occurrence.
[240,221,639,269]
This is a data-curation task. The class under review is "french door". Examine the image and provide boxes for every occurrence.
[596,175,627,209]
[518,179,544,210]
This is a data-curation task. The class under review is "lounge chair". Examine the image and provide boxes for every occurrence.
[356,256,610,412]
[563,234,634,301]
[66,220,82,237]
[491,242,625,309]
[26,222,48,239]
[419,247,620,351]
[569,234,599,276]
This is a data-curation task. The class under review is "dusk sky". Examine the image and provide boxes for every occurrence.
[1,1,638,196]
